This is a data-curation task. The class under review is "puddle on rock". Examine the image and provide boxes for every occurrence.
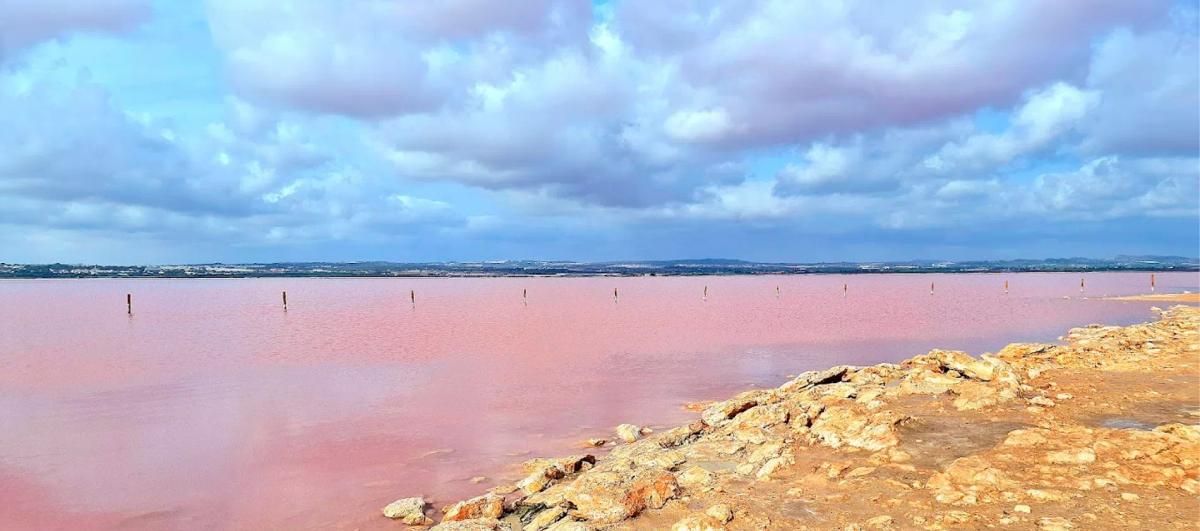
[1085,400,1197,431]
[1098,418,1156,430]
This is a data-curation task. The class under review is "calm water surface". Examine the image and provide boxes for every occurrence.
[0,272,1196,529]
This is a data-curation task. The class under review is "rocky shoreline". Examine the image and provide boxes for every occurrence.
[383,303,1200,530]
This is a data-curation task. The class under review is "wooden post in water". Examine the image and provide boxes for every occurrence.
[282,291,288,310]
[1151,274,1156,292]
[126,293,132,315]
[523,288,528,305]
[410,290,415,306]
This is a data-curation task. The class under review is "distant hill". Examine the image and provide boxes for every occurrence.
[0,257,1196,278]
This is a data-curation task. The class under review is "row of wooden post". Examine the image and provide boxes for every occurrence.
[122,274,1163,313]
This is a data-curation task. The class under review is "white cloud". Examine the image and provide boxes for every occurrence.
[925,83,1100,174]
[0,73,465,253]
[663,107,736,143]
[1081,5,1199,155]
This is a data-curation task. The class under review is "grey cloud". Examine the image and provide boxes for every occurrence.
[0,0,149,62]
[386,0,590,41]
[202,0,1186,213]
[614,0,1169,148]
[772,122,965,196]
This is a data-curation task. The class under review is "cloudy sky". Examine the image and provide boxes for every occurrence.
[0,0,1196,264]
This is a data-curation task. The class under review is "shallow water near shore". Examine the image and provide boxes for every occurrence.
[0,272,1196,530]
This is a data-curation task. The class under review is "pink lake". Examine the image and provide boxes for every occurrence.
[0,272,1196,530]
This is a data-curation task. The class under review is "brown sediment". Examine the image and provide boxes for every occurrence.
[1105,292,1200,303]
[388,306,1200,530]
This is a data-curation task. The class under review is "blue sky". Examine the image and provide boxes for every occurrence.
[0,0,1197,264]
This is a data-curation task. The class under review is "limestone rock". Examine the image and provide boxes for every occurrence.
[1030,396,1056,407]
[382,497,433,525]
[1026,489,1070,502]
[524,507,567,531]
[677,466,715,488]
[810,405,910,451]
[950,381,1004,410]
[779,366,852,393]
[706,504,734,523]
[443,493,505,522]
[865,515,895,529]
[701,392,761,426]
[1037,516,1074,530]
[632,448,685,470]
[1045,448,1095,465]
[616,424,642,443]
[733,403,789,428]
[927,455,1015,505]
[671,514,726,531]
[556,455,597,474]
[519,483,569,510]
[544,520,594,531]
[431,518,510,531]
[995,343,1053,362]
[1003,429,1049,447]
[747,441,785,464]
[730,424,769,444]
[517,468,560,496]
[756,454,794,480]
[658,421,707,448]
[1155,423,1200,442]
[563,468,679,524]
[930,350,997,381]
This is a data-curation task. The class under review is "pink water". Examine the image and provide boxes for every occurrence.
[0,272,1195,530]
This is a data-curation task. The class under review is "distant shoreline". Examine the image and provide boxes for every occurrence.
[1,269,1197,280]
[2,257,1196,279]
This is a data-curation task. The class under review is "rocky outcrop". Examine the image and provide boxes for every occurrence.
[384,305,1200,530]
